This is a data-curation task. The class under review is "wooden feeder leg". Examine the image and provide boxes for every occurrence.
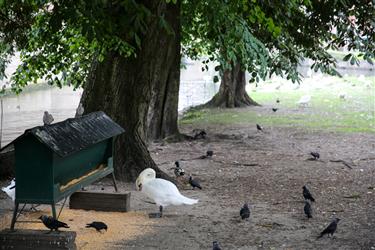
[51,203,57,219]
[10,202,19,231]
[112,172,118,192]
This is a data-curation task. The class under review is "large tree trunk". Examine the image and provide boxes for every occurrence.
[204,63,259,108]
[147,15,181,141]
[79,1,180,182]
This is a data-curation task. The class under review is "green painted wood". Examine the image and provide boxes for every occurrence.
[15,134,54,204]
[14,135,114,205]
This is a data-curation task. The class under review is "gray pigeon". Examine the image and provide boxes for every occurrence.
[240,203,250,220]
[75,103,84,117]
[317,218,340,238]
[189,176,202,190]
[43,111,54,125]
[213,241,222,250]
[39,215,69,232]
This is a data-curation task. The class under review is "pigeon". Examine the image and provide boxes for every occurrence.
[199,150,214,159]
[272,108,278,112]
[317,218,340,238]
[86,221,108,232]
[75,103,84,117]
[193,130,207,140]
[256,124,263,131]
[303,186,315,202]
[136,168,198,218]
[174,161,185,177]
[304,201,312,219]
[189,176,202,190]
[43,111,54,125]
[1,178,16,201]
[240,203,250,220]
[39,215,69,232]
[213,241,222,250]
[310,152,320,160]
[339,92,347,100]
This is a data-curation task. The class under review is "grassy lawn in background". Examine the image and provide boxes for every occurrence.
[180,75,375,133]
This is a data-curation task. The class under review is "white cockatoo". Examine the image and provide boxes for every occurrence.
[297,95,311,107]
[1,178,15,201]
[136,168,198,217]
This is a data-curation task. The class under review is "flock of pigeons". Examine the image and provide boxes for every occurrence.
[133,146,340,250]
[1,105,341,248]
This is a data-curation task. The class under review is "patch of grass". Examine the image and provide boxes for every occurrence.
[180,76,375,134]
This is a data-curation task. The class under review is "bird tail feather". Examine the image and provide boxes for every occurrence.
[180,195,198,205]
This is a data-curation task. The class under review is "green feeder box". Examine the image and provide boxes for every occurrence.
[6,111,124,230]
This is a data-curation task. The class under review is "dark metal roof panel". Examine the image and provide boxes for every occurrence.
[19,111,124,157]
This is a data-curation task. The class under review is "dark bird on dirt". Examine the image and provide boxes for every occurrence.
[174,161,185,177]
[213,241,222,250]
[276,98,280,103]
[86,221,108,232]
[272,108,278,112]
[317,218,340,239]
[189,176,202,190]
[193,130,207,140]
[206,150,213,157]
[39,215,69,232]
[256,124,263,131]
[199,150,214,159]
[310,152,320,160]
[304,201,312,219]
[240,203,250,220]
[303,186,315,202]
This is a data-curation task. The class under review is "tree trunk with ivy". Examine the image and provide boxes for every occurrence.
[80,1,180,182]
[204,63,259,108]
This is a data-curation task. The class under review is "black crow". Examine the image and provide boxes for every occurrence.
[174,161,185,177]
[240,203,250,220]
[317,218,340,238]
[276,98,280,103]
[213,241,222,250]
[39,215,69,232]
[189,176,202,190]
[199,150,214,159]
[303,186,315,202]
[256,124,263,131]
[304,201,312,219]
[193,130,207,139]
[272,108,278,112]
[310,152,320,160]
[206,150,213,157]
[86,221,108,232]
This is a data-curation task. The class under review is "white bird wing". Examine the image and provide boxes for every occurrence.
[142,178,198,206]
[1,180,15,201]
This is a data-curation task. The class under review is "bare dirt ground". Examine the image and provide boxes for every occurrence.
[1,107,375,250]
